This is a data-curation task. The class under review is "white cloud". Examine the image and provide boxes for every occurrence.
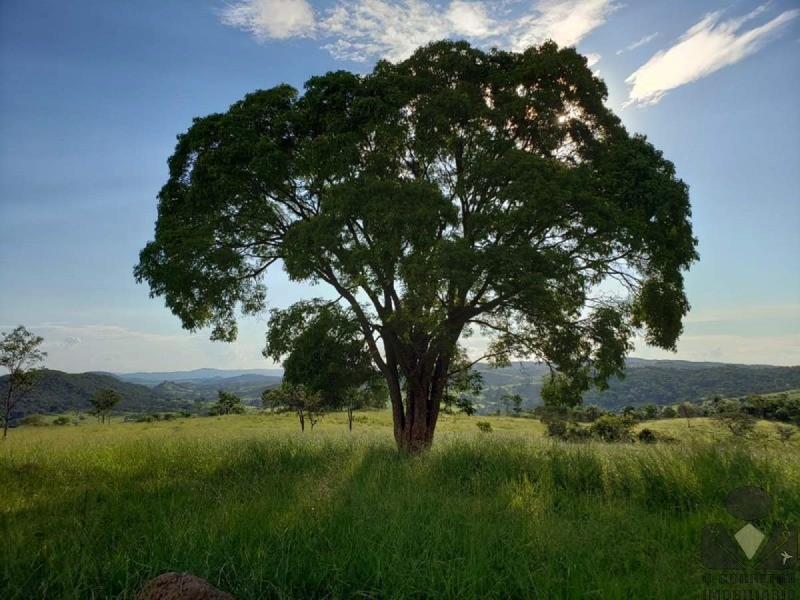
[510,0,619,52]
[221,0,316,40]
[615,32,658,55]
[62,335,82,348]
[584,52,601,67]
[221,0,617,62]
[624,5,799,107]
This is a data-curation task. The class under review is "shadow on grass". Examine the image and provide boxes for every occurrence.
[2,436,799,599]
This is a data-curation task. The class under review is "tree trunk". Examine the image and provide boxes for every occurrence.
[298,411,305,432]
[3,385,12,439]
[347,406,353,431]
[394,369,444,453]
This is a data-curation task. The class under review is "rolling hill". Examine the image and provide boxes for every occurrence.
[0,370,196,423]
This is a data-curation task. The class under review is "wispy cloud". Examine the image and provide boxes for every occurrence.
[221,0,618,62]
[221,0,316,40]
[615,32,658,55]
[624,4,799,107]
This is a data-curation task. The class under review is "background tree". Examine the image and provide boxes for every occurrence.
[264,300,385,429]
[511,393,523,417]
[210,390,246,416]
[90,388,121,424]
[135,40,698,452]
[661,406,677,419]
[262,384,324,431]
[717,411,757,439]
[677,402,697,428]
[1,325,47,438]
[641,403,659,420]
[455,396,477,417]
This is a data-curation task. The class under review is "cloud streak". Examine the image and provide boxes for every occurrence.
[624,5,799,107]
[221,0,618,62]
[616,32,658,55]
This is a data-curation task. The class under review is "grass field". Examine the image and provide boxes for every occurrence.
[2,411,799,599]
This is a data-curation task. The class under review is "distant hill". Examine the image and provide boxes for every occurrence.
[475,361,800,413]
[115,368,283,386]
[0,370,196,423]
[19,360,798,421]
[151,374,282,403]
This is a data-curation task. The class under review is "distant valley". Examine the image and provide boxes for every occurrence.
[2,359,799,422]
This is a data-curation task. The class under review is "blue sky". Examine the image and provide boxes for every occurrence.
[0,0,798,372]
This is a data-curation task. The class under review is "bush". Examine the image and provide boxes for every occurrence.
[775,424,795,443]
[476,421,492,433]
[178,410,193,418]
[564,423,592,442]
[637,428,658,444]
[135,415,154,423]
[590,415,634,442]
[717,412,757,438]
[52,416,71,426]
[21,414,46,427]
[546,419,568,438]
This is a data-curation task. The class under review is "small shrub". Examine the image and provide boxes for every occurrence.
[590,415,634,442]
[178,410,193,418]
[52,416,71,426]
[717,412,757,438]
[476,421,492,433]
[775,424,795,443]
[161,412,176,421]
[564,423,592,442]
[135,415,154,423]
[546,419,568,438]
[21,414,46,427]
[637,428,658,444]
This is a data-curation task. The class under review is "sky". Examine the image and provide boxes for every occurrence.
[0,0,798,373]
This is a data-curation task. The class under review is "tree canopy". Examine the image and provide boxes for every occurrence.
[135,40,698,452]
[1,325,47,438]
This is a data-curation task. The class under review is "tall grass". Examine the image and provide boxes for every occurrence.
[1,415,798,599]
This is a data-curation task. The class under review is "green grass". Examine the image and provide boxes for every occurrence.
[2,413,799,599]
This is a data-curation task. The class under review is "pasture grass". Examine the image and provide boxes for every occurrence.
[2,413,799,599]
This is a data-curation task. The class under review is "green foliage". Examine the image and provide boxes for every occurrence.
[540,371,588,410]
[475,421,492,433]
[455,396,477,417]
[661,406,677,419]
[90,388,122,423]
[264,300,381,410]
[135,40,698,450]
[641,403,659,420]
[262,384,325,431]
[677,402,697,425]
[590,415,634,442]
[637,428,658,444]
[546,419,569,439]
[1,325,47,437]
[52,416,72,426]
[0,370,195,421]
[717,412,757,439]
[20,413,45,427]
[209,391,246,416]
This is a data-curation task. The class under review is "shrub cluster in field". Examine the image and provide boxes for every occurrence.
[543,415,660,443]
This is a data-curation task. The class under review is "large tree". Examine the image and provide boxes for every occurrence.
[135,40,698,452]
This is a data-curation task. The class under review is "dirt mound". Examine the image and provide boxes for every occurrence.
[135,572,234,600]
